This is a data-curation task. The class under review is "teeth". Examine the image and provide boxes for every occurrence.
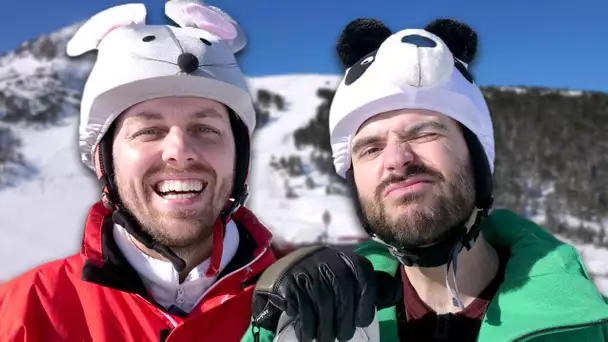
[157,180,204,193]
[161,193,199,200]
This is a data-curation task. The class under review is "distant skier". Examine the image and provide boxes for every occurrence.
[0,2,278,341]
[243,18,608,342]
[318,209,331,243]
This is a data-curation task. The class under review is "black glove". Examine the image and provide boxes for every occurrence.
[251,246,399,342]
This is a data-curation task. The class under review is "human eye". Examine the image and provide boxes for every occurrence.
[132,127,164,140]
[359,146,382,158]
[412,132,440,142]
[193,125,221,136]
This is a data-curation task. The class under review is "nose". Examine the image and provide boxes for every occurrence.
[382,140,414,173]
[162,128,197,168]
[177,52,199,74]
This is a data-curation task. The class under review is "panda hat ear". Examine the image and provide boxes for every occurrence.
[336,18,392,70]
[424,18,478,65]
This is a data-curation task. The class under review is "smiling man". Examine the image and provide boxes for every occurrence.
[0,2,276,342]
[112,97,239,269]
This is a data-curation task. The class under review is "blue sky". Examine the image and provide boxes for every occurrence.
[1,0,607,92]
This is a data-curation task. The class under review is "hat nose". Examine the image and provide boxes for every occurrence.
[401,34,437,48]
[177,52,199,74]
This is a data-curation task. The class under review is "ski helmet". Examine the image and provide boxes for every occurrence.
[328,18,495,268]
[66,2,255,272]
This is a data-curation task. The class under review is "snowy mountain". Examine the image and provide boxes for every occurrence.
[0,24,606,296]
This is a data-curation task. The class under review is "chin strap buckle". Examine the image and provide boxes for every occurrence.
[221,183,250,224]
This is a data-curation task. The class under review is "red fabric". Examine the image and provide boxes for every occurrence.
[398,247,508,341]
[205,219,225,278]
[0,201,276,342]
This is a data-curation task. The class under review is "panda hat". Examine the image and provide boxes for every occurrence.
[329,18,495,302]
[66,1,255,273]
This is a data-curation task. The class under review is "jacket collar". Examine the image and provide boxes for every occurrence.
[477,209,608,341]
[356,209,608,341]
[79,201,274,299]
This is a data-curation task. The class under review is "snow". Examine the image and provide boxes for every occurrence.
[0,74,367,282]
[0,29,605,297]
[246,74,366,243]
[1,73,606,297]
[497,86,528,94]
[557,236,608,292]
[494,86,585,98]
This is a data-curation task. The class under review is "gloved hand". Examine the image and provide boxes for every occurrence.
[250,246,383,342]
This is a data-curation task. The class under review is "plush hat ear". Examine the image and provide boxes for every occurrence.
[336,18,392,70]
[66,3,147,57]
[165,1,246,53]
[424,19,477,65]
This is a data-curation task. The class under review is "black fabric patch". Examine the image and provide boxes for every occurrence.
[159,328,172,342]
[217,220,258,281]
[401,34,437,48]
[227,108,250,205]
[344,49,378,86]
[81,214,148,296]
[459,123,493,209]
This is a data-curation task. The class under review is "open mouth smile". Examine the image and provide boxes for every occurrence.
[153,179,208,201]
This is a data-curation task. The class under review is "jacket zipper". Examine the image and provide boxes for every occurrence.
[513,318,608,341]
[196,246,269,303]
[158,307,179,327]
[139,246,270,339]
[137,294,179,327]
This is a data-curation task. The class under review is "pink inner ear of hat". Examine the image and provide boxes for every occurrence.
[182,3,237,40]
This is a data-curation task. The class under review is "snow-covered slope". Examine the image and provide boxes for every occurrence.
[245,75,365,243]
[0,23,606,296]
[1,72,606,295]
[0,72,363,281]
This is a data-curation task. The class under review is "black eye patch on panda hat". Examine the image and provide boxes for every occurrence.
[344,49,378,85]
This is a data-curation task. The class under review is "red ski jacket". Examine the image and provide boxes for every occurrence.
[0,201,276,342]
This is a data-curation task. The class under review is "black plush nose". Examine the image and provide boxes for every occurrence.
[177,52,199,74]
[401,34,437,48]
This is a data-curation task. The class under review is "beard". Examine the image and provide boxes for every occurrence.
[358,159,475,249]
[115,162,233,252]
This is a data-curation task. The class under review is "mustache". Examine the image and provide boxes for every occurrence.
[144,163,212,179]
[374,164,444,198]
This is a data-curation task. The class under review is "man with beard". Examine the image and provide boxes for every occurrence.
[243,18,608,342]
[0,2,276,341]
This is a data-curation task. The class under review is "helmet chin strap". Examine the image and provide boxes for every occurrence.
[372,206,488,310]
[101,179,249,274]
[345,155,493,309]
[111,204,188,272]
[375,206,485,268]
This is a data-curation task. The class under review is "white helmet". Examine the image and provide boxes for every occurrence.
[66,1,256,272]
[67,1,255,172]
[328,20,494,180]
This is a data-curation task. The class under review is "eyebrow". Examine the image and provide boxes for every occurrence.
[128,108,221,126]
[129,109,223,122]
[351,120,449,155]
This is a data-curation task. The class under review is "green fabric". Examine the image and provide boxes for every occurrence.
[242,209,608,342]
